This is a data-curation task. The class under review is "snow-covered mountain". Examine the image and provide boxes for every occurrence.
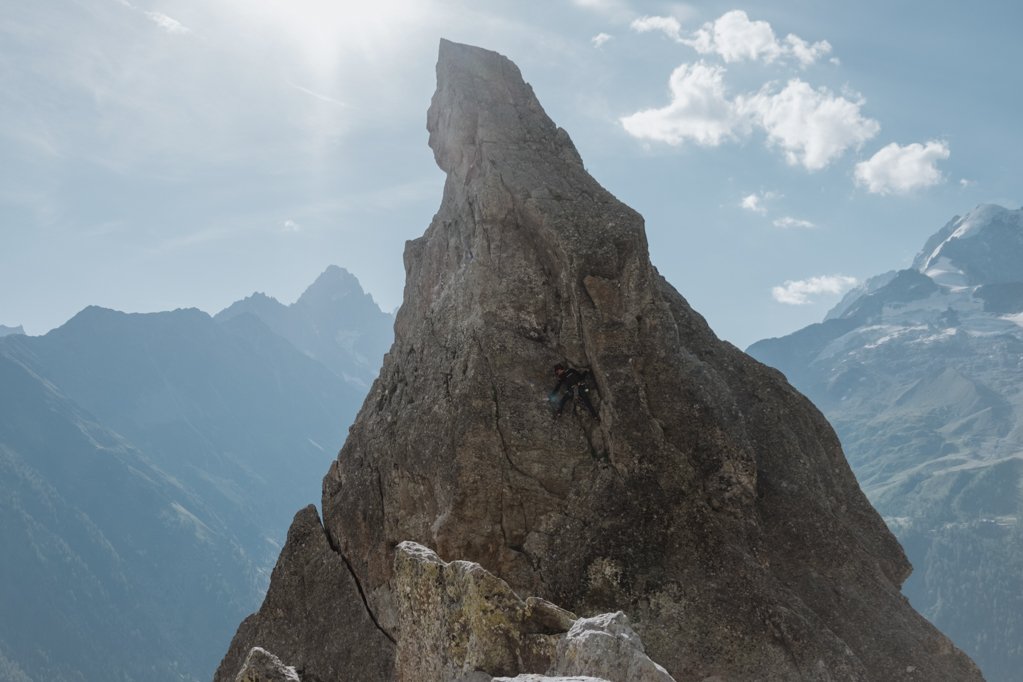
[748,204,1023,681]
[913,204,1023,286]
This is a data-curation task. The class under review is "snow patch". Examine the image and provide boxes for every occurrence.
[923,256,969,288]
[911,328,958,345]
[862,325,928,349]
[1002,313,1023,328]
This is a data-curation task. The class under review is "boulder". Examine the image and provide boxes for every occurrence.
[394,541,575,680]
[550,612,674,682]
[393,541,669,682]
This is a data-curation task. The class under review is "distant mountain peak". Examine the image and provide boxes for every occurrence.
[296,265,365,307]
[245,291,281,304]
[321,264,356,279]
[914,204,1023,286]
[214,266,393,387]
[0,324,25,337]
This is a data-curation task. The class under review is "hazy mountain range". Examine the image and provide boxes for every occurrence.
[748,204,1023,681]
[216,265,393,390]
[0,267,392,681]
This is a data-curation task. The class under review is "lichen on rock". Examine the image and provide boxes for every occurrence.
[393,541,673,682]
[393,541,574,680]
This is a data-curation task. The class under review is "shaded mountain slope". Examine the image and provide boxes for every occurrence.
[0,352,249,681]
[3,305,366,558]
[0,270,391,681]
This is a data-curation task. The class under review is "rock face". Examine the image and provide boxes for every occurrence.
[217,40,982,681]
[216,506,393,681]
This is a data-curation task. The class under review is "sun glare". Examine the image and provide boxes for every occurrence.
[210,0,436,81]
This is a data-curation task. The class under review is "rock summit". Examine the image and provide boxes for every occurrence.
[216,40,981,681]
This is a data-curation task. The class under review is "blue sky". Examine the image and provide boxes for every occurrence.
[2,0,1021,348]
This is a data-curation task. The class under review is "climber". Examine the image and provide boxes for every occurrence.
[550,364,599,419]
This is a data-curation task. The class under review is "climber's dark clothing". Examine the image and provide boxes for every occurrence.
[551,366,598,418]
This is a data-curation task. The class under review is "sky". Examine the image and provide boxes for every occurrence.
[2,0,1021,349]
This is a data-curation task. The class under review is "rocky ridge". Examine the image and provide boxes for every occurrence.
[216,40,981,681]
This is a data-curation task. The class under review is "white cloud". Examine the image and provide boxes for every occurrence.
[623,71,878,170]
[772,275,858,305]
[739,80,880,170]
[592,32,613,48]
[854,140,950,195]
[772,216,816,229]
[620,62,738,146]
[631,10,832,66]
[146,11,190,34]
[693,10,782,63]
[784,34,832,67]
[631,15,683,41]
[741,194,766,213]
[622,13,871,171]
[282,219,301,232]
[741,191,778,214]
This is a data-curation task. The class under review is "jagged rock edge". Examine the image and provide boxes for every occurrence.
[323,523,398,645]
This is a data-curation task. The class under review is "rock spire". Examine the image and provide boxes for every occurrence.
[216,39,981,681]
